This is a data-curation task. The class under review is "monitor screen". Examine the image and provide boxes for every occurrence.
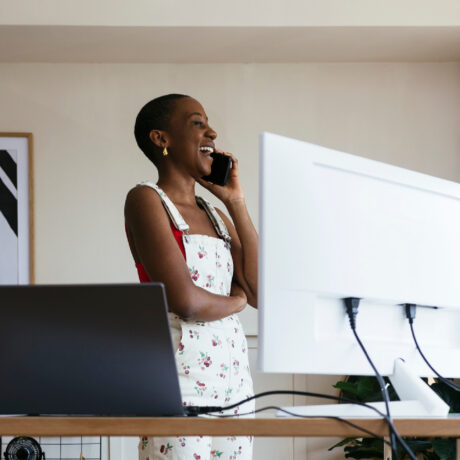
[258,132,460,377]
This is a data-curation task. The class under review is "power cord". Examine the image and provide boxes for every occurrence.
[188,389,415,458]
[210,404,392,447]
[186,297,425,460]
[404,303,460,392]
[187,389,400,418]
[345,297,416,460]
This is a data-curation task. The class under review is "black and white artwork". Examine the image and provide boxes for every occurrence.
[0,134,33,284]
[0,149,18,282]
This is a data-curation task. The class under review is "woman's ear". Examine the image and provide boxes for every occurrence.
[149,130,167,149]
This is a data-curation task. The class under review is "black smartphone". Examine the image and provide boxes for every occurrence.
[201,152,232,186]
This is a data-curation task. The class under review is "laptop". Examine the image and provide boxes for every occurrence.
[0,283,185,416]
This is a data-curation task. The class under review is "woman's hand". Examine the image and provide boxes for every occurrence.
[196,148,245,205]
[230,280,247,312]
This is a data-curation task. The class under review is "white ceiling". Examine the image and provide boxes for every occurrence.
[1,26,460,63]
[2,0,460,27]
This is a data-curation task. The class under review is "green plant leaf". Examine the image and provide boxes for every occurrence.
[334,380,362,402]
[403,439,432,453]
[328,437,358,451]
[330,376,458,460]
[338,376,399,403]
[422,451,441,460]
[334,381,360,396]
[340,437,384,459]
[344,445,382,459]
[432,438,456,460]
[430,381,460,413]
[356,377,383,402]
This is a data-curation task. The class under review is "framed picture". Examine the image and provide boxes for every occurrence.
[0,133,34,284]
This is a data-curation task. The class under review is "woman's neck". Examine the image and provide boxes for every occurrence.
[156,177,198,207]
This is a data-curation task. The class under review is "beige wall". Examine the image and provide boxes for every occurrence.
[1,62,459,333]
[1,61,459,459]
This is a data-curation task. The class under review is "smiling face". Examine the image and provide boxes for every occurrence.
[163,97,217,177]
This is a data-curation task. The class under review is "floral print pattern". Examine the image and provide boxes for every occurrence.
[197,245,207,259]
[188,266,199,281]
[211,335,222,347]
[159,443,173,455]
[198,351,212,370]
[137,183,254,460]
[205,274,215,288]
[140,437,148,450]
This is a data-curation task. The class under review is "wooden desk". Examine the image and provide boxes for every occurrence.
[1,417,460,437]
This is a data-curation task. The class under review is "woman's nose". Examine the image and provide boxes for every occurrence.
[206,125,217,140]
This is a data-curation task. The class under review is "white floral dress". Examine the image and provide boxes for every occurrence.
[136,181,255,460]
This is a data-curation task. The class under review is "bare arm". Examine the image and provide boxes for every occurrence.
[124,186,247,321]
[196,148,258,308]
[216,200,258,308]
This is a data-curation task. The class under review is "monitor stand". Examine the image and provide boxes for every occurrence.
[278,359,450,418]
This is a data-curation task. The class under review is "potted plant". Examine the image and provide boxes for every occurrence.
[329,376,460,460]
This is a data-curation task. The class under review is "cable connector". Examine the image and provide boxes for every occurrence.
[403,303,416,324]
[184,405,223,417]
[344,297,361,330]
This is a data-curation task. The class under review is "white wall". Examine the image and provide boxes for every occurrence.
[1,62,458,291]
[1,61,459,459]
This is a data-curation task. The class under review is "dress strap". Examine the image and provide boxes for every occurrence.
[136,181,190,233]
[196,196,232,245]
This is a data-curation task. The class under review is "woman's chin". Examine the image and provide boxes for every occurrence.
[198,162,212,177]
[195,168,211,182]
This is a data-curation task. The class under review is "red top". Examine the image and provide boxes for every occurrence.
[126,221,186,283]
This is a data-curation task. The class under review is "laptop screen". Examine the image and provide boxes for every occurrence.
[0,283,185,416]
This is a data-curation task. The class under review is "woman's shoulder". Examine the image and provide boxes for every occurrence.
[124,183,164,220]
[126,181,160,200]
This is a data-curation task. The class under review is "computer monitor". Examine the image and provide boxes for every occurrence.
[258,132,460,417]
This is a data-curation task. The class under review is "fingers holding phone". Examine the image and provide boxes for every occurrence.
[197,147,245,204]
[217,150,238,174]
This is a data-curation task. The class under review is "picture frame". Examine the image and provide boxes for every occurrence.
[0,133,34,284]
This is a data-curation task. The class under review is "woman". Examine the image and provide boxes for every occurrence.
[124,94,258,460]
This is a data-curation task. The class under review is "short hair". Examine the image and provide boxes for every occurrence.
[134,94,190,166]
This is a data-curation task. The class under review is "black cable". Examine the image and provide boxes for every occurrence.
[345,298,417,460]
[209,404,392,447]
[194,388,416,459]
[410,322,460,391]
[350,326,403,458]
[345,298,399,458]
[188,301,428,460]
[190,389,398,417]
[405,303,460,392]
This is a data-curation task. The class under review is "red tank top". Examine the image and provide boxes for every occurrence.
[126,222,186,283]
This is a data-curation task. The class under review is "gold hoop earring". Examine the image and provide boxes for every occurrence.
[163,146,168,157]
